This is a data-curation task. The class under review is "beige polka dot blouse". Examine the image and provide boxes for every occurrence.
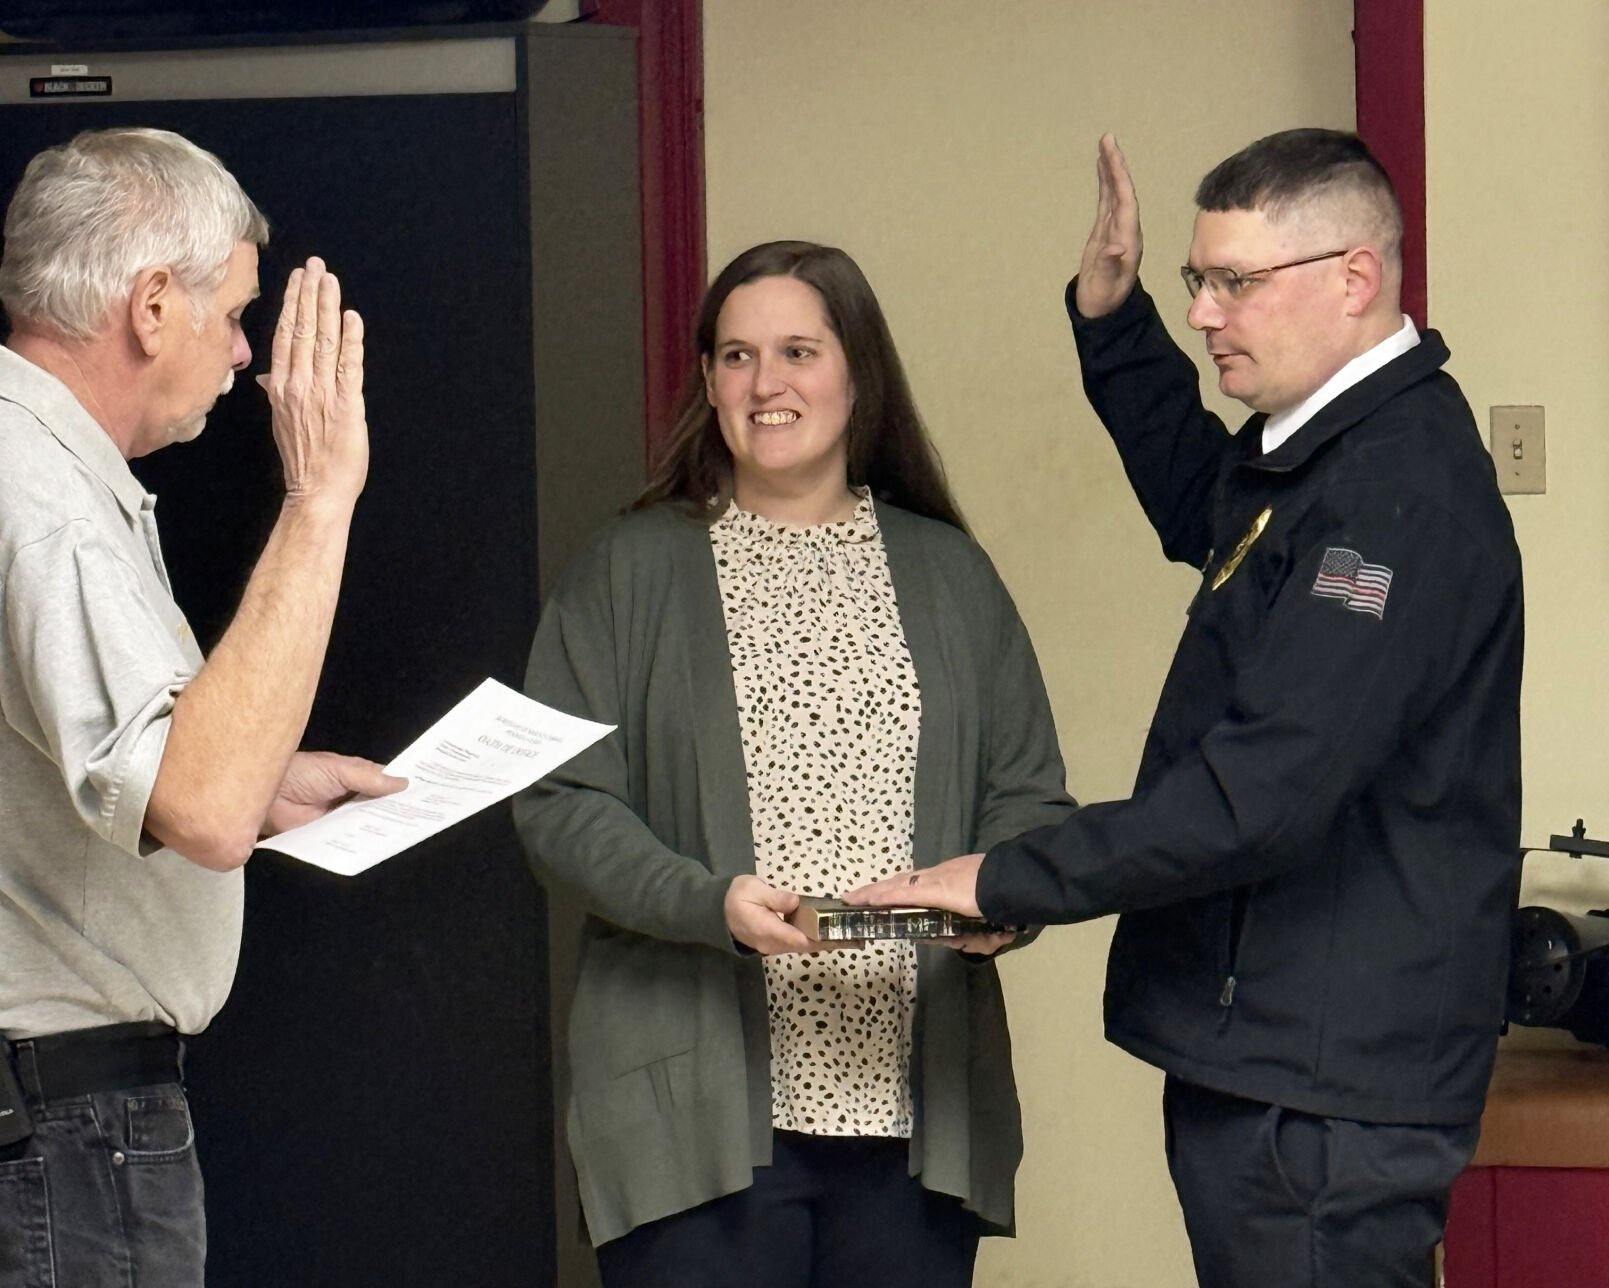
[710,491,921,1138]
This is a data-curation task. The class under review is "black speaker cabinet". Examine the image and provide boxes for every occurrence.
[0,23,643,1286]
[0,2,552,41]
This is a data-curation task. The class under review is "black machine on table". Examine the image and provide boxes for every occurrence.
[1508,820,1609,1047]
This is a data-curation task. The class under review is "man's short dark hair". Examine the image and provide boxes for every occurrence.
[1195,128,1403,268]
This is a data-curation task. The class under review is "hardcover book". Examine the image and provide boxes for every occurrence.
[787,895,1014,942]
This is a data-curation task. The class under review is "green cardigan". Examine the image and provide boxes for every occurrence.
[514,500,1073,1246]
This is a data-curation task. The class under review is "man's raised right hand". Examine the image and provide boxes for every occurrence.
[1074,133,1144,319]
[257,257,368,506]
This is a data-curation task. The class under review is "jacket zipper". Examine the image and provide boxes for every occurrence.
[1219,886,1252,1024]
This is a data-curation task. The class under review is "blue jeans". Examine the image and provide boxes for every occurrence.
[0,1081,205,1287]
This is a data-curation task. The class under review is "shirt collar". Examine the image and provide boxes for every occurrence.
[0,343,151,520]
[1261,315,1420,455]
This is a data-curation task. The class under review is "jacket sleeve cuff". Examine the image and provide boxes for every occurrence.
[1066,276,1157,337]
[976,841,1031,925]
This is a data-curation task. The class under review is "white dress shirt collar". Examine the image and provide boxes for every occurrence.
[1261,315,1420,455]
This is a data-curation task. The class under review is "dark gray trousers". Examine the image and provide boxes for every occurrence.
[1163,1076,1478,1288]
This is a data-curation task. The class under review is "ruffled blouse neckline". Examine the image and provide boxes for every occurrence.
[711,487,877,547]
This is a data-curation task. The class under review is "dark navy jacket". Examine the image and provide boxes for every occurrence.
[977,283,1523,1124]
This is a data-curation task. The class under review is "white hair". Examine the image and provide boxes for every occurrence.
[0,127,268,340]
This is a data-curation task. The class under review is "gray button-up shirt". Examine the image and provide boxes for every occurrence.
[0,344,242,1038]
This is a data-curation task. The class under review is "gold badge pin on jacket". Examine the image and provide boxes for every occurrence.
[1211,507,1273,591]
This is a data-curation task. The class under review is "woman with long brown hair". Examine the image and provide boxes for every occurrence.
[516,241,1072,1287]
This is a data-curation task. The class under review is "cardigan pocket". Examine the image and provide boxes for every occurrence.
[570,935,698,1081]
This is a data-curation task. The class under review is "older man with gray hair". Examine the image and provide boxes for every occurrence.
[0,127,400,1284]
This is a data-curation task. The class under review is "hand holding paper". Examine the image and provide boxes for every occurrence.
[263,751,408,835]
[258,678,613,876]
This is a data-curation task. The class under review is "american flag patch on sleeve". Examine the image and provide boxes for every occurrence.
[1311,547,1393,619]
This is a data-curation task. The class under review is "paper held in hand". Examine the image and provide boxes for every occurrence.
[257,678,613,876]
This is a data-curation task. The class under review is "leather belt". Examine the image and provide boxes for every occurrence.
[9,1021,184,1102]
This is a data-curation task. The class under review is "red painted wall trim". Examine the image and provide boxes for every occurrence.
[1354,0,1427,329]
[585,0,706,459]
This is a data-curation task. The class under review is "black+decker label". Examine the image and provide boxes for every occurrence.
[30,76,112,98]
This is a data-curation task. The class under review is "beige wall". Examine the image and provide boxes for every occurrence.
[702,3,1355,1284]
[1425,2,1609,950]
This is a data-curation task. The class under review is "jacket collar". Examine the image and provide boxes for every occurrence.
[1236,329,1452,473]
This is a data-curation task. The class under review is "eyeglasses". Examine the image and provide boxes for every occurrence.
[1179,250,1347,304]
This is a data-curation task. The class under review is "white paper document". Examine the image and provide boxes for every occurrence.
[258,677,613,876]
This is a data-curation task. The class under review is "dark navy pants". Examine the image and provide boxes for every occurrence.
[596,1130,980,1288]
[0,1080,205,1287]
[1163,1076,1478,1288]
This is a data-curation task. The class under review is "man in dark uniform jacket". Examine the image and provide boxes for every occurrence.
[851,129,1523,1287]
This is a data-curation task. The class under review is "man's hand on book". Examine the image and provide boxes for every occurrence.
[844,853,985,918]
